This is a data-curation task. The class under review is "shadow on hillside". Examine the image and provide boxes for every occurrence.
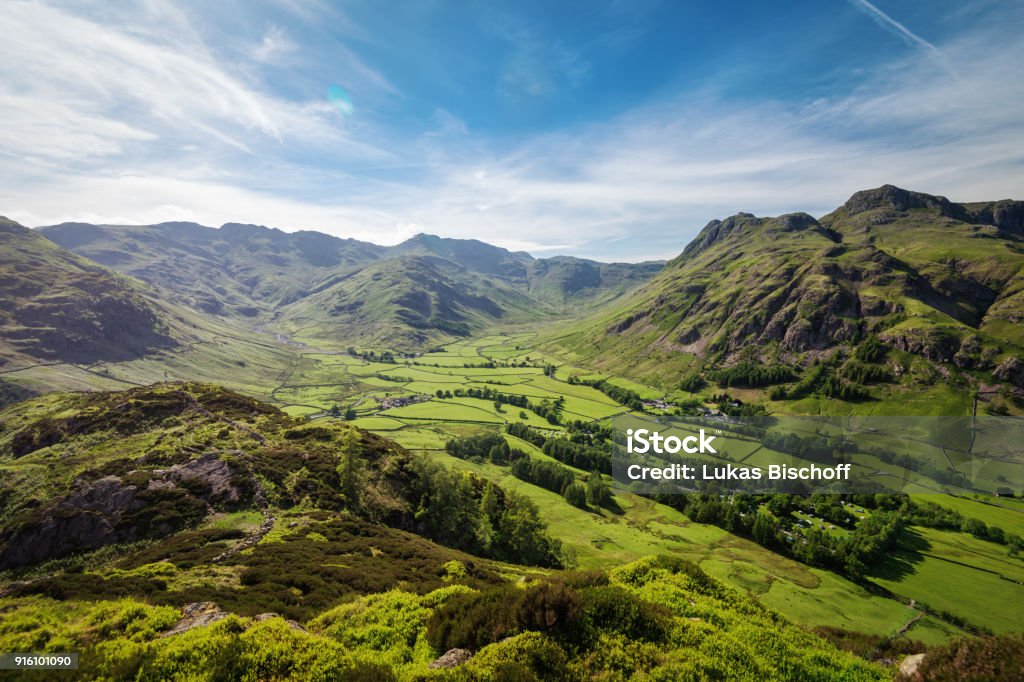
[866,527,930,582]
[601,498,626,516]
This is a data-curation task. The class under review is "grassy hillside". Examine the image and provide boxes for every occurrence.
[0,217,176,366]
[0,384,897,681]
[274,255,551,348]
[544,186,1024,414]
[38,223,662,352]
[40,220,386,316]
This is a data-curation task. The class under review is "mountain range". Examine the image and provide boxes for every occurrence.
[36,220,662,349]
[3,185,1024,679]
[2,184,1023,404]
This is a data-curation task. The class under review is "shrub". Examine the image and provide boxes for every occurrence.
[426,581,582,652]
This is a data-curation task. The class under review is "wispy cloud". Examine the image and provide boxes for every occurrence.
[0,1,1021,262]
[252,25,298,64]
[0,1,394,160]
[847,0,952,74]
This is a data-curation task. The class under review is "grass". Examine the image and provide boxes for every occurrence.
[868,527,1024,634]
[4,324,1019,647]
[404,444,928,638]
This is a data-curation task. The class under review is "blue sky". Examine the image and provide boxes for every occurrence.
[1,0,1022,261]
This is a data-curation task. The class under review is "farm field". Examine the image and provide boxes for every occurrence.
[233,330,1022,634]
[869,526,1024,634]
[8,324,1019,645]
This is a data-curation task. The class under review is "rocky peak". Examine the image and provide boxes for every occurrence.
[843,185,967,220]
[675,213,761,264]
[771,212,821,232]
[966,200,1024,235]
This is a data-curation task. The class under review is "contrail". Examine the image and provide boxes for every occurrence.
[848,0,941,55]
[847,0,955,76]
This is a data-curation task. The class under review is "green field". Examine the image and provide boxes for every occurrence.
[5,324,1021,646]
[244,332,1024,639]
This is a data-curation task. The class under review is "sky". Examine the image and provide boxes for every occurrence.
[1,0,1022,262]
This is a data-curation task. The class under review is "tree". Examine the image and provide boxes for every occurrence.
[336,427,363,507]
[487,441,510,465]
[436,389,445,398]
[481,481,501,520]
[344,407,357,420]
[563,482,588,509]
[328,404,341,417]
[961,517,987,538]
[752,513,776,547]
[678,373,705,392]
[586,471,611,508]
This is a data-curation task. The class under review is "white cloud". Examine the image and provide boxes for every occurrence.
[0,1,1022,262]
[0,1,393,162]
[253,25,298,64]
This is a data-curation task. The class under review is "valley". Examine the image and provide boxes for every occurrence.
[1,185,1023,679]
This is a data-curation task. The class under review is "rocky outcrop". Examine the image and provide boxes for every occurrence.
[159,604,310,638]
[163,453,245,505]
[0,454,248,569]
[898,653,926,679]
[429,648,473,669]
[994,356,1024,388]
[880,327,961,364]
[161,602,231,637]
[844,185,966,220]
[967,200,1024,235]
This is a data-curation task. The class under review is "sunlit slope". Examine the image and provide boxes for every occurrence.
[274,254,552,348]
[546,186,1024,401]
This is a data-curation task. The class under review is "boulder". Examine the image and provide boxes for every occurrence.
[161,602,229,637]
[898,653,926,679]
[994,356,1024,388]
[429,649,473,669]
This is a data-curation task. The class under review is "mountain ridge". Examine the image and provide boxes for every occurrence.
[37,219,665,348]
[547,185,1024,403]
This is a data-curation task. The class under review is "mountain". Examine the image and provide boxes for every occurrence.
[38,222,663,348]
[273,253,545,347]
[550,185,1024,398]
[525,255,665,306]
[40,221,387,317]
[0,216,177,366]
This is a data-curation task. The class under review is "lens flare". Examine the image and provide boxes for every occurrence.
[328,84,354,117]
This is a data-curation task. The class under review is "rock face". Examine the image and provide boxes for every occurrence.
[0,454,249,569]
[429,649,473,669]
[844,185,962,218]
[880,327,961,364]
[164,453,245,505]
[994,356,1024,389]
[161,602,230,637]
